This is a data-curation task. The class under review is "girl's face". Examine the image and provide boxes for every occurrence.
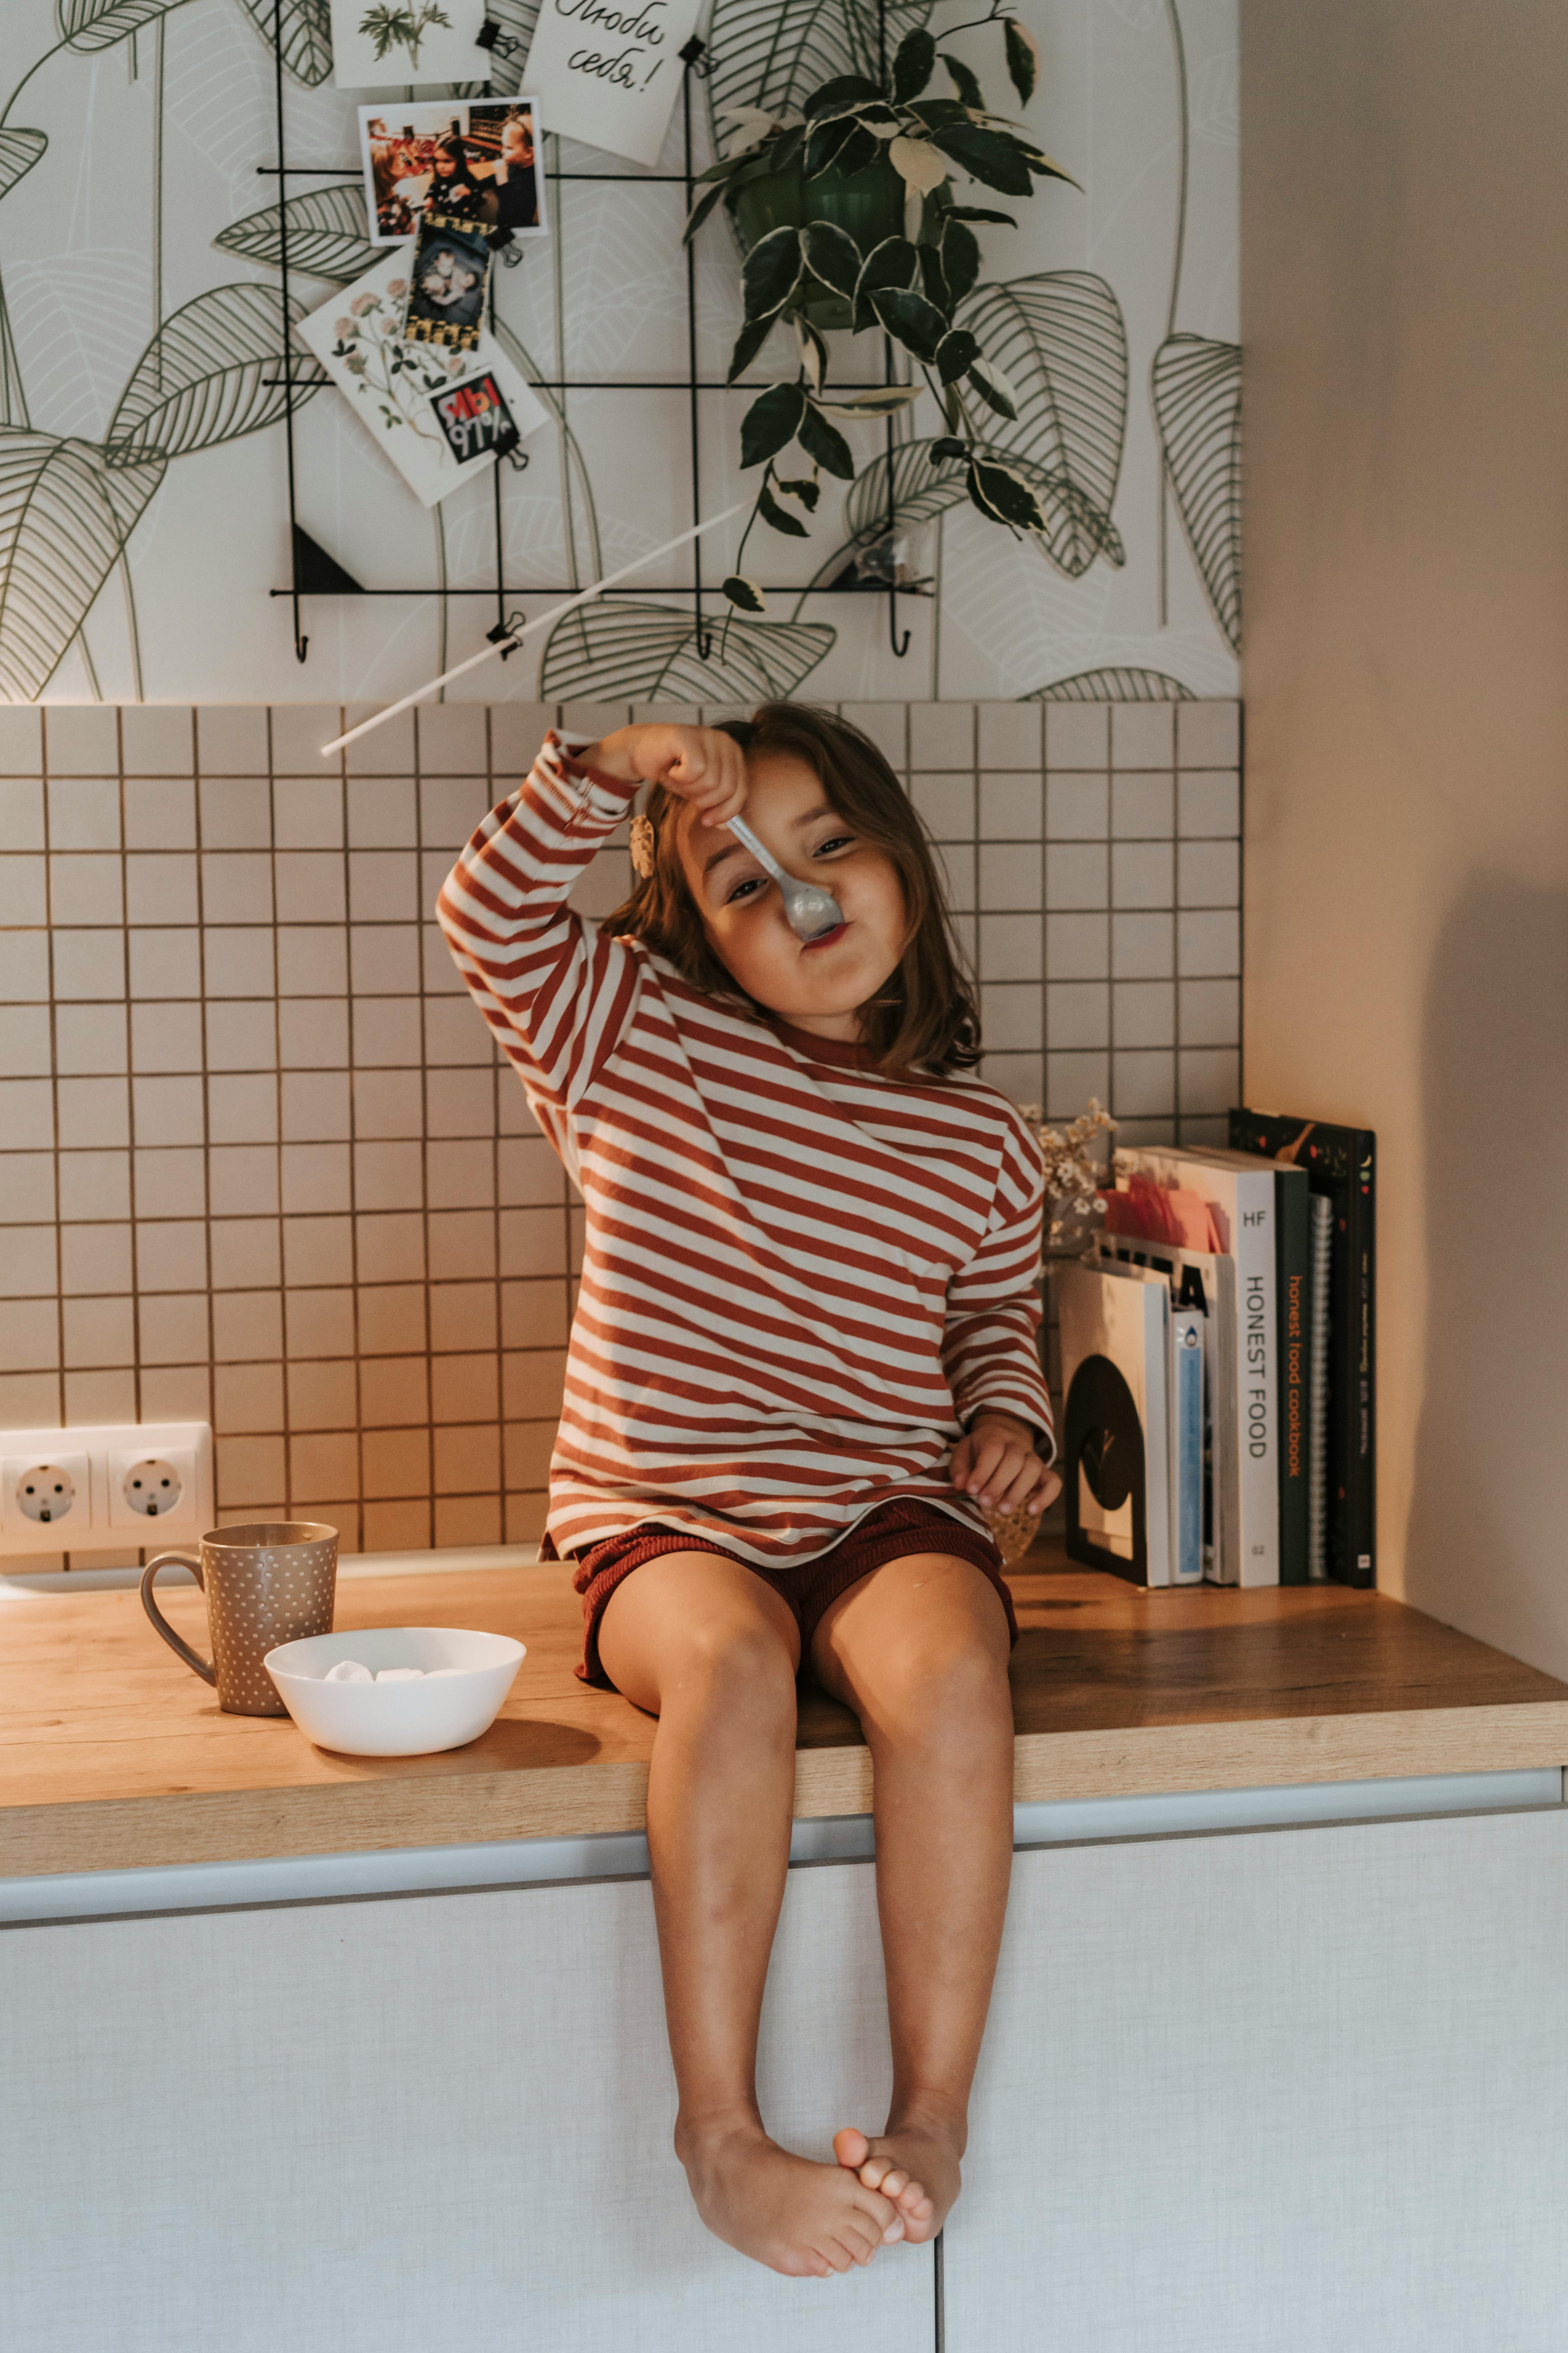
[434,152,456,178]
[675,750,908,1039]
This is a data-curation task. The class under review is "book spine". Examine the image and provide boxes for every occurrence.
[1232,1177,1280,1585]
[1308,1194,1332,1580]
[1275,1171,1311,1585]
[1346,1136,1376,1586]
[1171,1310,1205,1584]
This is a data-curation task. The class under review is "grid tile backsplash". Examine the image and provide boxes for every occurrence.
[0,697,1240,1567]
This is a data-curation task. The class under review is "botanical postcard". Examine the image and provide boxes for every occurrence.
[330,0,492,91]
[360,101,550,247]
[296,251,548,508]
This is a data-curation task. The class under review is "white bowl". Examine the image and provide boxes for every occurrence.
[264,1626,525,1756]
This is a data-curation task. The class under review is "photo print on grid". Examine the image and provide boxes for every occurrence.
[360,100,549,247]
[402,213,491,349]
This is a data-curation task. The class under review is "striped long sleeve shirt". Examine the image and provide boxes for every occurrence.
[437,731,1054,1566]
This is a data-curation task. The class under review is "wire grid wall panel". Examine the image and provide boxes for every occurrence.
[0,698,1239,1568]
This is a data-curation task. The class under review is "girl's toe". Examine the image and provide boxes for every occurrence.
[833,2127,871,2171]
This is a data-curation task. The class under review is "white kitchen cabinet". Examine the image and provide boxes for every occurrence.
[944,1806,1568,2352]
[1,1859,934,2353]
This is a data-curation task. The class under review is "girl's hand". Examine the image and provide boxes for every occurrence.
[951,1410,1062,1518]
[582,725,747,828]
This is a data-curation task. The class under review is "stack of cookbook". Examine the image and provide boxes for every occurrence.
[1055,1113,1375,1590]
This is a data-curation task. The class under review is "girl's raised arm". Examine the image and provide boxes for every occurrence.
[436,730,643,1117]
[941,1116,1057,1455]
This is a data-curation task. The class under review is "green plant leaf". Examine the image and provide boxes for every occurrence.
[868,286,947,361]
[539,598,833,704]
[741,225,803,321]
[831,124,881,178]
[1151,333,1242,653]
[906,97,971,127]
[967,352,1019,420]
[727,316,777,382]
[935,328,978,383]
[800,221,863,298]
[940,217,981,304]
[958,271,1129,574]
[57,0,184,49]
[804,115,862,179]
[942,55,985,109]
[232,0,333,88]
[946,204,1017,226]
[0,430,166,700]
[775,475,821,511]
[759,482,809,537]
[740,380,807,467]
[684,178,733,242]
[815,386,920,417]
[967,455,1046,529]
[705,0,933,136]
[918,242,950,315]
[930,435,968,462]
[0,131,46,202]
[106,285,325,465]
[213,185,375,283]
[722,573,769,611]
[852,236,919,328]
[794,314,828,392]
[1004,17,1040,107]
[798,403,854,480]
[1022,144,1078,187]
[928,122,1036,196]
[1023,667,1194,703]
[893,27,936,102]
[803,73,884,118]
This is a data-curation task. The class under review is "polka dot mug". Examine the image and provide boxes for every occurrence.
[141,1523,338,1717]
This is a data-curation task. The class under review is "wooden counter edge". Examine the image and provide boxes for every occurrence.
[5,1700,1568,1881]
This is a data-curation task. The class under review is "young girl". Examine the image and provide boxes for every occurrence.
[439,706,1060,2278]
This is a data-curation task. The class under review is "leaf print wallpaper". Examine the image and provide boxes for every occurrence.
[0,0,1238,705]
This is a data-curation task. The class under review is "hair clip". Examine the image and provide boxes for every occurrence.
[629,812,657,879]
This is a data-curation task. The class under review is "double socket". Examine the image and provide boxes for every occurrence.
[0,1423,214,1557]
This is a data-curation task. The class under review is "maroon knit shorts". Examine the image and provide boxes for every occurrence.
[570,1496,1017,1690]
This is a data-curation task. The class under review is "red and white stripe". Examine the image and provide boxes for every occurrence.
[438,732,1054,1565]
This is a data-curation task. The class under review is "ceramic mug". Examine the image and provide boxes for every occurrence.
[141,1523,338,1717]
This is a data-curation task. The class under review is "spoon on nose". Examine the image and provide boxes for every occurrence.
[726,813,845,943]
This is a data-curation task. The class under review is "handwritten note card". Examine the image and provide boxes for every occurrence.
[523,0,705,169]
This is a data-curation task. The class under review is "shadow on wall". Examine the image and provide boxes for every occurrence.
[1405,874,1568,1677]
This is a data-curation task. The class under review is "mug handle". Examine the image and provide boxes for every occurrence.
[140,1553,216,1686]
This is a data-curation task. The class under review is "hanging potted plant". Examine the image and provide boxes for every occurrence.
[685,7,1075,609]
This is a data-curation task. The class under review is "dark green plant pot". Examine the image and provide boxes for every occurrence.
[725,149,948,330]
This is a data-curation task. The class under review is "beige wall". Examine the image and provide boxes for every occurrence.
[1241,2,1568,1670]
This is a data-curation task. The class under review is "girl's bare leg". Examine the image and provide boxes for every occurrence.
[597,1553,903,2278]
[809,1553,1016,2244]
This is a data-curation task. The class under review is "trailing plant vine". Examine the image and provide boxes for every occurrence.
[684,7,1079,613]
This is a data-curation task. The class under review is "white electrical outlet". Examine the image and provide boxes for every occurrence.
[0,1425,213,1558]
[2,1452,92,1539]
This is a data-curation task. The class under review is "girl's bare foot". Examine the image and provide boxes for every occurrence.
[833,2114,965,2245]
[678,2113,905,2277]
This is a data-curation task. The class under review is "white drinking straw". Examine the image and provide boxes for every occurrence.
[319,501,749,758]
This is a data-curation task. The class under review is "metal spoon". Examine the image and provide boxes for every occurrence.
[727,814,845,942]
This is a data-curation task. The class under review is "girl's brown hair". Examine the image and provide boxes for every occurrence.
[600,701,980,1077]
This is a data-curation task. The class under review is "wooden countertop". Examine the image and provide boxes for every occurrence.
[4,1549,1568,1879]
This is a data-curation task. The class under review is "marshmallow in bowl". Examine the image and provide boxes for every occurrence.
[319,1660,475,1684]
